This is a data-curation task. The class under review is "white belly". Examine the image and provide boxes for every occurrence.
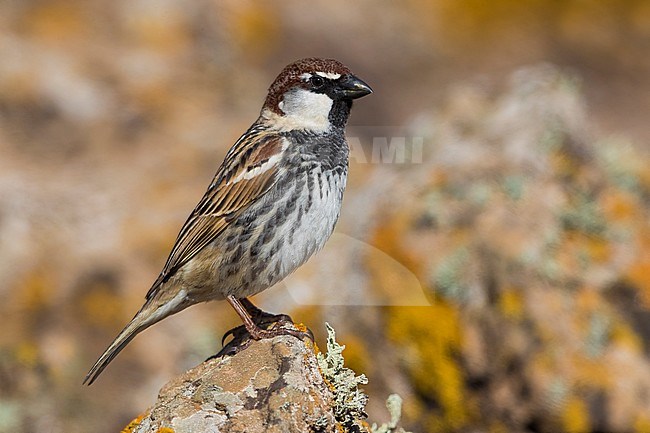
[275,169,345,278]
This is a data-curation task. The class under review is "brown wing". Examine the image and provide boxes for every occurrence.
[146,131,286,299]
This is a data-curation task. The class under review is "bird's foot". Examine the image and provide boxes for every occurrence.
[215,296,313,358]
[220,311,294,346]
[216,320,313,358]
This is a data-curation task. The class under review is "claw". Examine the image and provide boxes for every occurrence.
[221,324,246,346]
[212,336,253,358]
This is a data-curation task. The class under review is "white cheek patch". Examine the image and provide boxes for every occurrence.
[272,88,333,132]
[316,71,341,80]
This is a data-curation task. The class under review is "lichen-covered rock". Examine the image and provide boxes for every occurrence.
[127,329,370,433]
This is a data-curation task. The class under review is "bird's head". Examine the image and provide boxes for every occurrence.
[261,58,372,132]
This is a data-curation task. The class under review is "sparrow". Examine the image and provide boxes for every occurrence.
[84,58,372,385]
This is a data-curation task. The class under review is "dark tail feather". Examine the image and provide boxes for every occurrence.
[83,303,162,386]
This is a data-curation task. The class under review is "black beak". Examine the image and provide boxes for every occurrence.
[338,74,373,99]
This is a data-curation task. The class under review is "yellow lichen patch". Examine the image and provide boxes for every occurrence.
[428,171,450,189]
[561,396,590,433]
[291,322,317,353]
[572,356,611,390]
[575,286,601,311]
[293,322,308,334]
[634,414,650,433]
[488,420,509,433]
[17,270,54,312]
[582,235,610,264]
[556,231,611,270]
[155,428,175,433]
[387,305,468,430]
[311,340,322,357]
[550,149,582,180]
[21,1,88,42]
[625,232,650,308]
[228,4,280,60]
[499,287,523,320]
[600,188,640,222]
[121,414,145,433]
[80,286,123,329]
[610,322,643,354]
[15,341,39,367]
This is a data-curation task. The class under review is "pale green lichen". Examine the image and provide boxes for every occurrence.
[371,394,412,433]
[0,401,21,432]
[433,246,470,301]
[559,193,607,236]
[317,323,369,430]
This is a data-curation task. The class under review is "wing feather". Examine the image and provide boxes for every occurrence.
[146,131,286,299]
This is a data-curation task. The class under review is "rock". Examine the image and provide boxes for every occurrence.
[124,324,372,433]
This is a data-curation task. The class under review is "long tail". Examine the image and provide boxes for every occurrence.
[83,297,178,385]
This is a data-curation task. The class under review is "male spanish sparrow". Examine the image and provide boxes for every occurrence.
[84,58,372,385]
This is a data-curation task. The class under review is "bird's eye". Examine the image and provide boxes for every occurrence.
[310,75,325,88]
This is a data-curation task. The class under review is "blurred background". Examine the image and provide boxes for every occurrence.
[1,0,650,432]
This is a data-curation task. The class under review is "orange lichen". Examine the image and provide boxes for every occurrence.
[18,270,54,312]
[387,305,468,430]
[572,356,612,390]
[611,322,643,354]
[551,150,581,180]
[80,287,123,329]
[15,342,39,368]
[428,171,450,189]
[600,188,639,222]
[22,1,87,41]
[555,231,611,270]
[292,322,318,353]
[488,421,509,433]
[561,396,590,433]
[121,414,145,433]
[625,232,650,308]
[634,414,650,433]
[499,287,524,320]
[575,286,601,311]
[228,4,280,60]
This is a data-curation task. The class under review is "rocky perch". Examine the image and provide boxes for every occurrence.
[122,324,408,433]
